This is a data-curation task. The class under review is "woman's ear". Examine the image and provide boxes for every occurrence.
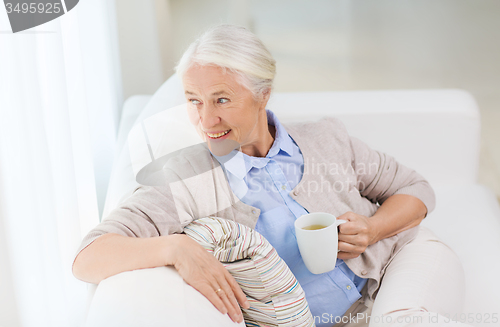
[262,87,271,100]
[259,88,271,109]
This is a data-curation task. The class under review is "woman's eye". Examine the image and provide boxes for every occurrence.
[217,98,229,104]
[189,99,201,105]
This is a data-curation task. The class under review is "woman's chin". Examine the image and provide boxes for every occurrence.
[207,138,240,156]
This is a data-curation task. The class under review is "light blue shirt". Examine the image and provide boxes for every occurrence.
[214,110,367,326]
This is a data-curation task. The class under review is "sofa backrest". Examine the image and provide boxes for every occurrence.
[268,89,480,186]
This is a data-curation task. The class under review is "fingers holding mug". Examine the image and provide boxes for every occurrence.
[337,240,363,259]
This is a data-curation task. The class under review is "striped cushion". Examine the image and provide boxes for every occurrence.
[183,217,315,327]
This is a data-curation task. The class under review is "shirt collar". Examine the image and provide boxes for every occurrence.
[214,110,293,180]
[266,109,294,158]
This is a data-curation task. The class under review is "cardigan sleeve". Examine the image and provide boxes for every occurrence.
[73,182,185,266]
[349,136,436,216]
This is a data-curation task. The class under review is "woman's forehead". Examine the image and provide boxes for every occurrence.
[183,65,243,96]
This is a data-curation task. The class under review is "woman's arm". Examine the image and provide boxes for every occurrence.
[72,233,175,284]
[72,182,249,323]
[73,232,249,323]
[369,193,427,243]
[349,135,436,215]
[336,134,435,259]
[337,194,427,259]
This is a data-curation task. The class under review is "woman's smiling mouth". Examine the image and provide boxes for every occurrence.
[206,129,231,139]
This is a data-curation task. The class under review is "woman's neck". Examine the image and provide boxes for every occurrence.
[240,113,275,158]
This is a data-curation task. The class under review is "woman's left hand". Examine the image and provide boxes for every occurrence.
[336,211,379,260]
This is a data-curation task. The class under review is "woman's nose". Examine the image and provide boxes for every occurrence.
[199,105,221,130]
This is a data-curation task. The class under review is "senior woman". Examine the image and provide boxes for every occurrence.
[73,25,469,327]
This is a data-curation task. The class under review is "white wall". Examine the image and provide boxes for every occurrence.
[114,0,166,100]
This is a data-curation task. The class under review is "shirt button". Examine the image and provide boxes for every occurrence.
[346,285,352,290]
[293,190,298,196]
[281,185,286,191]
[361,270,367,276]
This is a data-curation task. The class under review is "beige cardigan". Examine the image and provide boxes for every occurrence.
[75,117,435,301]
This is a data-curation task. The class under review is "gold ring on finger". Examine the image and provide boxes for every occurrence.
[215,288,223,295]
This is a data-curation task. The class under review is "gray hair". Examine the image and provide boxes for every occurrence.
[175,24,276,97]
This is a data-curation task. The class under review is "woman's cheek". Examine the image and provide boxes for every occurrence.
[187,106,200,125]
[196,126,207,142]
[186,107,206,141]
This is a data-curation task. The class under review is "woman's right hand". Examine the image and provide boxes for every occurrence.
[166,233,250,323]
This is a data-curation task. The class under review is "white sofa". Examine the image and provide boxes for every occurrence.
[83,75,500,327]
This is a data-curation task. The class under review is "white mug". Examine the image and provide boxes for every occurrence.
[294,212,347,274]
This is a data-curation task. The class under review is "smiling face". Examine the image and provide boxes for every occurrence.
[182,64,274,157]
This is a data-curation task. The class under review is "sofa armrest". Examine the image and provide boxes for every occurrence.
[85,267,244,327]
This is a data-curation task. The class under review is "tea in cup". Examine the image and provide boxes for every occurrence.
[302,224,328,230]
